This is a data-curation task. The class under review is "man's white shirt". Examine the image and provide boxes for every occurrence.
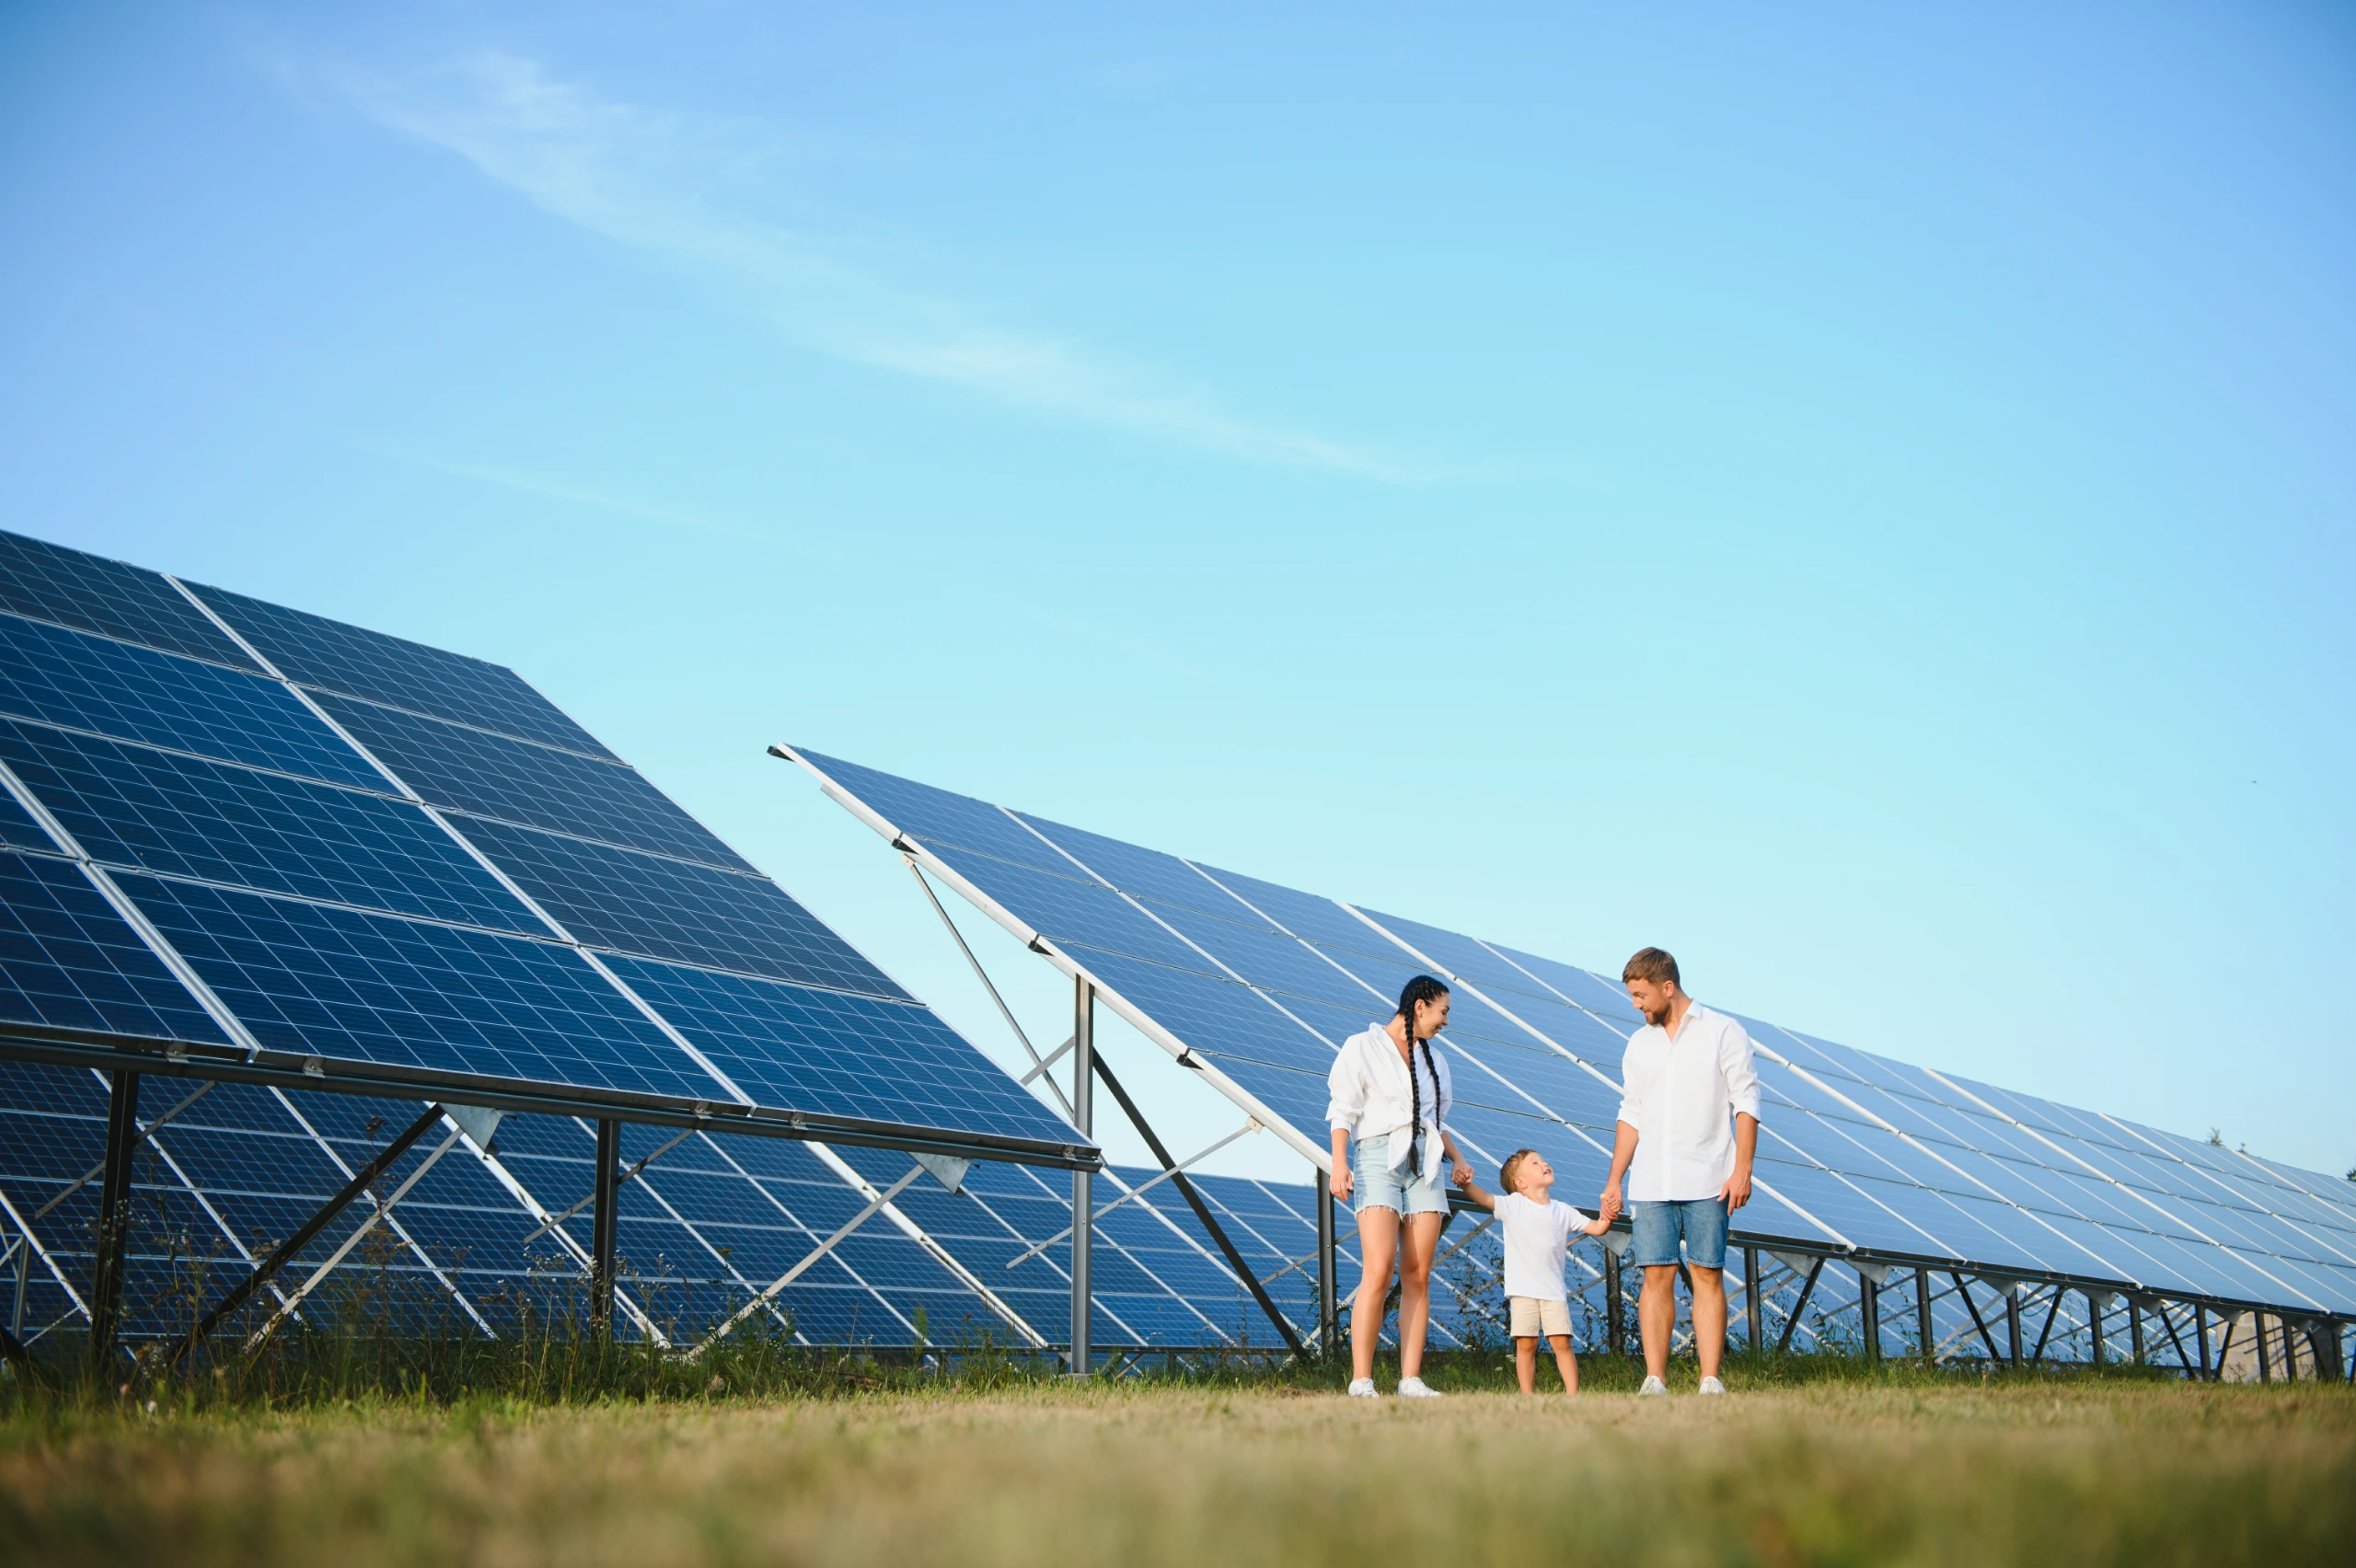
[1325,1023,1454,1182]
[1496,1193,1588,1302]
[1615,1002,1762,1202]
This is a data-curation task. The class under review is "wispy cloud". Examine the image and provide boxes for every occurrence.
[323,52,1421,481]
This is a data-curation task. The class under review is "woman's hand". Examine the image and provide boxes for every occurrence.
[1330,1163,1354,1202]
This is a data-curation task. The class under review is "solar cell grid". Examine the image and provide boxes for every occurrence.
[0,532,257,672]
[453,814,907,998]
[0,850,231,1043]
[0,719,540,934]
[1010,813,1269,926]
[0,785,47,852]
[189,584,618,760]
[0,614,387,790]
[320,696,751,872]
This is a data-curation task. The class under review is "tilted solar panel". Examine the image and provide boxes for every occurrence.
[0,527,1096,1364]
[785,745,2356,1356]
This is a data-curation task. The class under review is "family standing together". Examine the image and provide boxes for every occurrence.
[1324,947,1761,1397]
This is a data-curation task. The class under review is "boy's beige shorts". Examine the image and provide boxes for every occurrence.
[1509,1297,1573,1339]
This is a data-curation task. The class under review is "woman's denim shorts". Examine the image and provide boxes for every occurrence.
[1352,1132,1449,1218]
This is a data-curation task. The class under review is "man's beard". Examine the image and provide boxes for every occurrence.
[1646,1005,1670,1027]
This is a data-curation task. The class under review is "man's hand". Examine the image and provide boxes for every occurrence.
[1598,1181,1623,1223]
[1719,1164,1752,1213]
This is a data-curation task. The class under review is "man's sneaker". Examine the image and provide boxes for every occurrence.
[1346,1378,1379,1398]
[1397,1377,1443,1398]
[1638,1375,1669,1397]
[1698,1376,1727,1396]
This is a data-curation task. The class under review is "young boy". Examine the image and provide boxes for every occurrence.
[1454,1148,1612,1394]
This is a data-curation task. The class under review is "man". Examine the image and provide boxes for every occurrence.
[1598,947,1761,1397]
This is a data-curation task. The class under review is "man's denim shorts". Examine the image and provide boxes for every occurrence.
[1630,1196,1730,1269]
[1351,1133,1448,1218]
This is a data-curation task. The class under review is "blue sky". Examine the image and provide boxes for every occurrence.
[3,2,2350,1182]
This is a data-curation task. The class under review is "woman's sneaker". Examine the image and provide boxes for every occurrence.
[1397,1377,1442,1398]
[1347,1378,1379,1398]
[1638,1375,1669,1397]
[1699,1376,1727,1396]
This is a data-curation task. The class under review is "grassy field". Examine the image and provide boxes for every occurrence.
[2,1368,2350,1567]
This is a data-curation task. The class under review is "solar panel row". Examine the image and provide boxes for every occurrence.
[785,745,2356,1331]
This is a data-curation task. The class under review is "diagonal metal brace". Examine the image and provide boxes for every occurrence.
[524,1125,697,1244]
[1090,1053,1307,1359]
[1776,1255,1827,1355]
[1950,1271,2004,1363]
[694,1163,928,1355]
[166,1102,445,1364]
[905,857,1075,1118]
[1005,1118,1260,1270]
[37,1081,214,1220]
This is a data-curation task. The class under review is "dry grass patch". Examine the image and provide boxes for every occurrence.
[1,1380,2349,1567]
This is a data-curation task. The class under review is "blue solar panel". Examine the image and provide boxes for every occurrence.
[0,719,539,935]
[113,871,722,1099]
[0,786,49,852]
[0,613,384,790]
[452,815,906,998]
[318,696,750,872]
[0,850,229,1043]
[598,954,1076,1144]
[189,584,618,761]
[0,531,258,673]
[794,750,1078,874]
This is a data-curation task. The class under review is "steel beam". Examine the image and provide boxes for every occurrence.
[2256,1311,2272,1382]
[2030,1286,2064,1365]
[590,1118,620,1333]
[87,1069,142,1376]
[2089,1291,2105,1367]
[1316,1168,1338,1360]
[1745,1246,1761,1356]
[1777,1256,1826,1355]
[167,1102,445,1363]
[2195,1302,2212,1380]
[1069,977,1093,1378]
[1859,1268,1880,1362]
[1953,1274,2003,1363]
[1605,1249,1623,1357]
[1090,1053,1307,1359]
[2129,1296,2144,1365]
[1916,1267,1934,1363]
[2005,1289,2023,1369]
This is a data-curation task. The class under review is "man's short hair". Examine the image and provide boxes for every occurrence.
[1623,947,1680,988]
[1499,1149,1541,1193]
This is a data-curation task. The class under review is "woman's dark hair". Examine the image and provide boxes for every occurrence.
[1396,975,1449,1169]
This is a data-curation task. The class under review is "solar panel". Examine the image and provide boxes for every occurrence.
[786,745,2356,1349]
[0,527,1097,1363]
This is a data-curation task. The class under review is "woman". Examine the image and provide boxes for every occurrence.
[1327,974,1474,1397]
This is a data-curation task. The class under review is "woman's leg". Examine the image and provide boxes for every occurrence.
[1394,1210,1444,1379]
[1352,1205,1401,1383]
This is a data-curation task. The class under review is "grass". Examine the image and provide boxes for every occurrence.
[0,1361,2349,1567]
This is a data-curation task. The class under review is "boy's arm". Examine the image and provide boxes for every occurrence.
[1450,1167,1497,1211]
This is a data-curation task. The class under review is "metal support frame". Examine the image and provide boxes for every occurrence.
[694,1162,930,1353]
[2030,1286,2064,1365]
[1953,1274,2003,1363]
[2196,1303,2212,1380]
[2005,1288,2023,1369]
[1069,977,1093,1377]
[1315,1169,1338,1359]
[2129,1296,2145,1365]
[87,1069,142,1374]
[1776,1255,1826,1355]
[1605,1248,1624,1356]
[1859,1268,1880,1362]
[1089,1050,1308,1360]
[2255,1310,2272,1382]
[906,857,1076,1119]
[2089,1290,2105,1367]
[2212,1309,2235,1379]
[1745,1246,1762,1355]
[167,1101,445,1363]
[1916,1267,1934,1362]
[590,1118,620,1334]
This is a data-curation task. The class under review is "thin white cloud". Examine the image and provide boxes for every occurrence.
[328,52,1422,481]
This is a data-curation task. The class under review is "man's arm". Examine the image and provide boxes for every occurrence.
[1600,1119,1638,1222]
[1719,1112,1758,1211]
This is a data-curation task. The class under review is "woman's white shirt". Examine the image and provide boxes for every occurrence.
[1326,1023,1453,1182]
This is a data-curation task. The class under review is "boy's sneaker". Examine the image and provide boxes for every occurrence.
[1397,1377,1443,1398]
[1346,1378,1379,1398]
[1638,1375,1669,1397]
[1698,1376,1727,1396]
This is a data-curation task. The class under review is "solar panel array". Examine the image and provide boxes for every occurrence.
[786,746,2356,1345]
[0,528,1091,1355]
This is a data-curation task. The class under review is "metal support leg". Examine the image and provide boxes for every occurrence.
[1777,1256,1826,1355]
[2005,1290,2023,1370]
[1068,977,1093,1378]
[2130,1297,2145,1366]
[1744,1245,1761,1356]
[2195,1303,2212,1380]
[87,1070,141,1377]
[1954,1274,2003,1363]
[591,1118,620,1334]
[1916,1267,1933,1363]
[2256,1311,2272,1382]
[1860,1270,1880,1362]
[1605,1249,1623,1357]
[2089,1291,2104,1367]
[1315,1168,1338,1361]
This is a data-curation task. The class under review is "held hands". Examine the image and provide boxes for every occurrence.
[1597,1181,1623,1224]
[1449,1159,1476,1191]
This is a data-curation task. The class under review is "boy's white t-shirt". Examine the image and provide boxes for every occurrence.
[1496,1192,1588,1302]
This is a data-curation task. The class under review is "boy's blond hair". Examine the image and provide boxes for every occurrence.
[1499,1148,1542,1194]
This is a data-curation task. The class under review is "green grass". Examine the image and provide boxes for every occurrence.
[1,1366,2349,1567]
